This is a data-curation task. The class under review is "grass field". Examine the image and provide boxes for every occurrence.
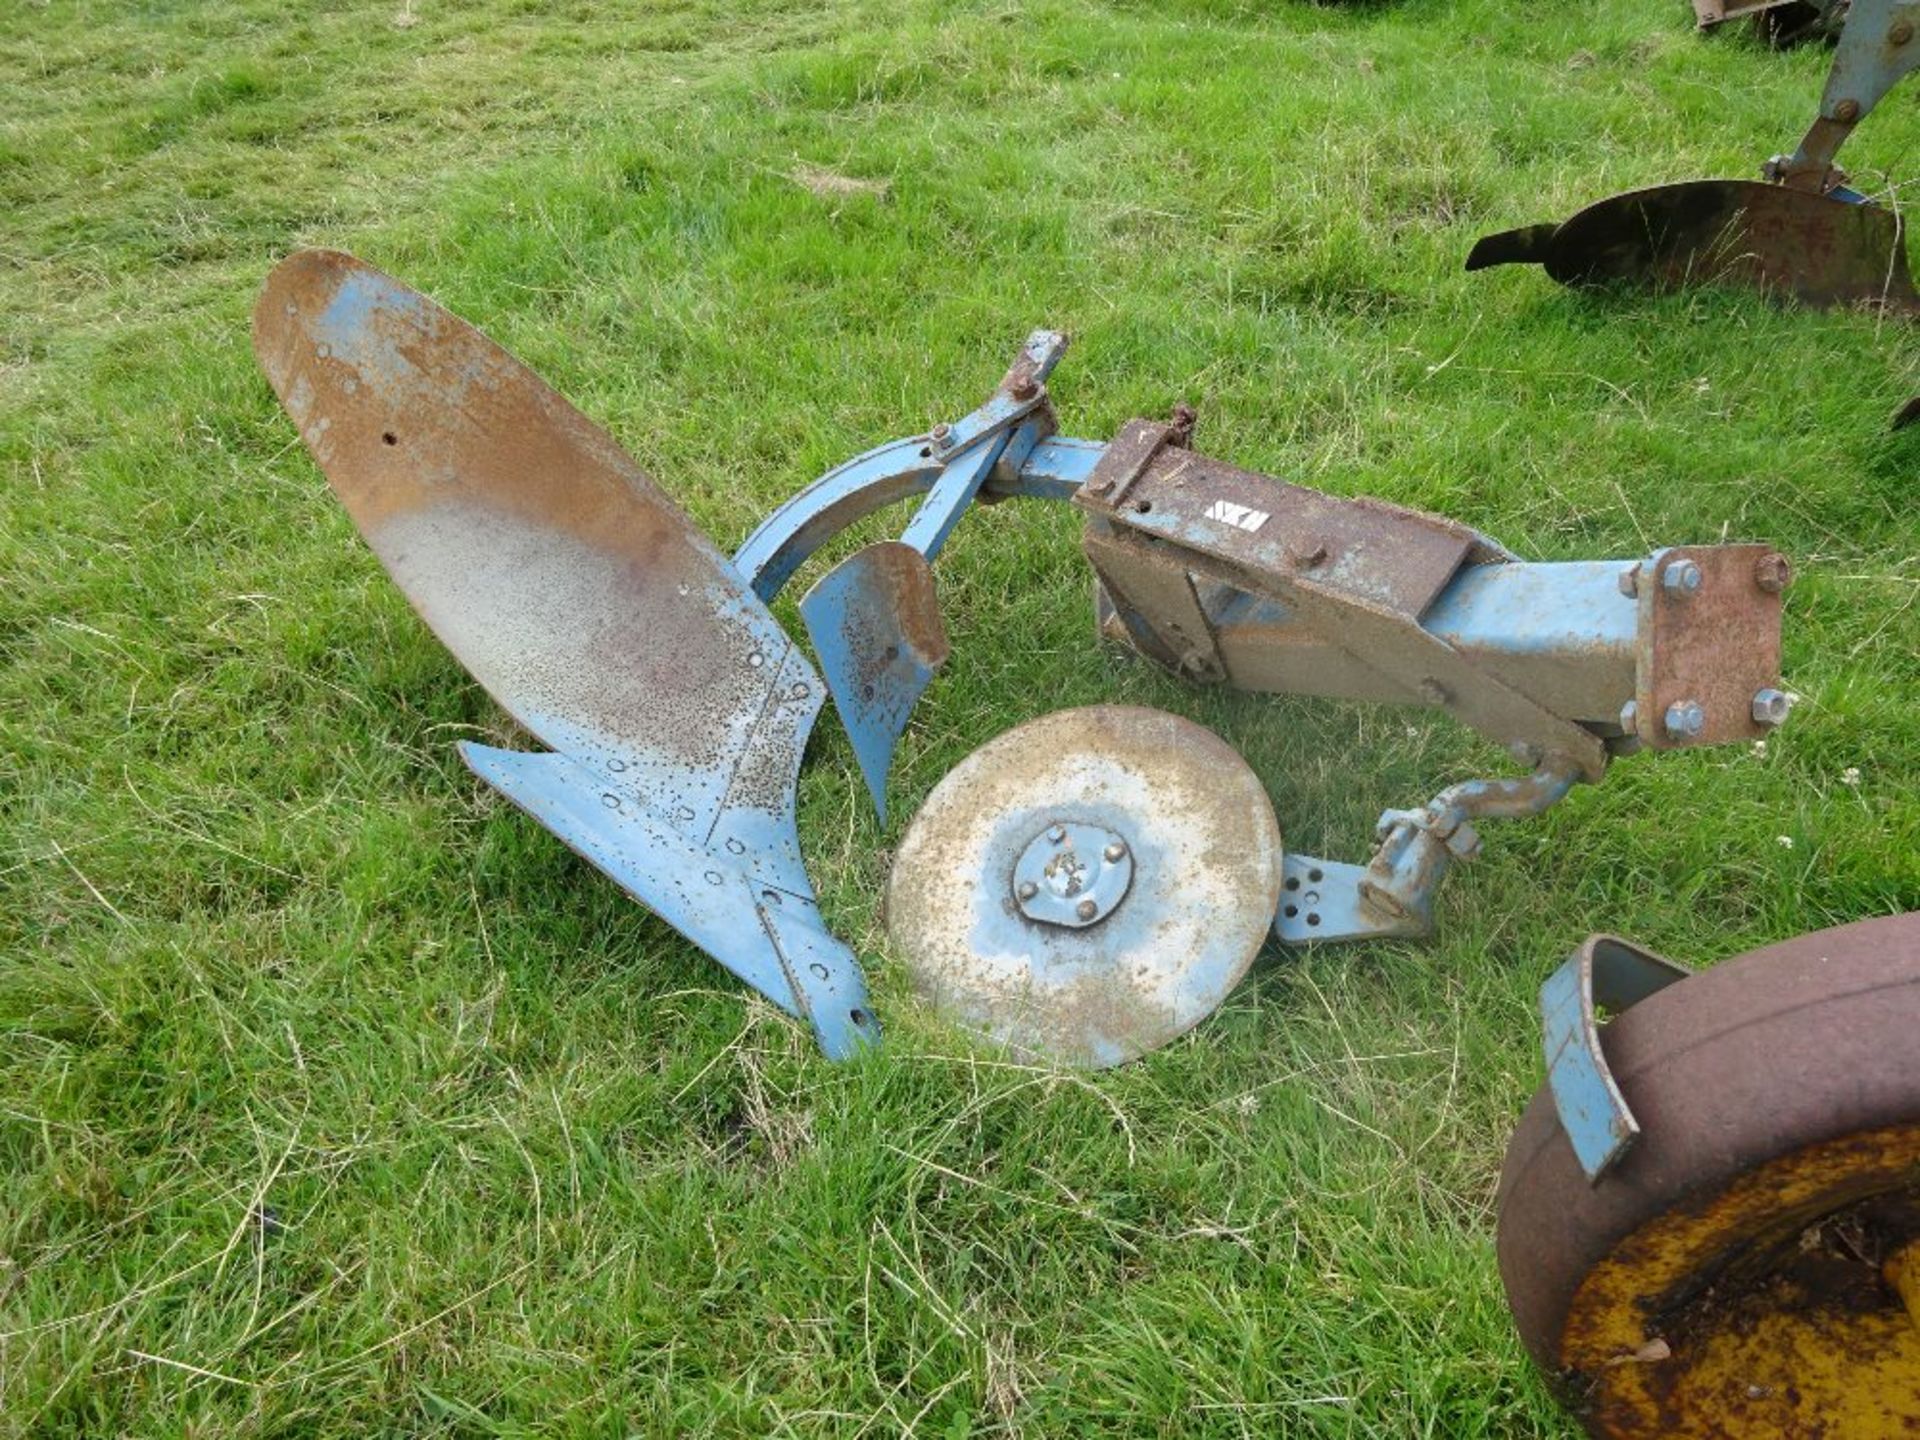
[3,0,1917,1433]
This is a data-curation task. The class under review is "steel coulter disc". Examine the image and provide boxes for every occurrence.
[886,705,1284,1068]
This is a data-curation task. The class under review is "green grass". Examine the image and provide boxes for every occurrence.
[3,0,1917,1433]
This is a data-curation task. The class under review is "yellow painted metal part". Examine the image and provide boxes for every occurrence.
[1890,1240,1920,1331]
[1559,1125,1920,1437]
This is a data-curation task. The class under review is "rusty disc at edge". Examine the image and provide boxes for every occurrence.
[886,705,1283,1069]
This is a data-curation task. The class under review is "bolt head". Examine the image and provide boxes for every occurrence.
[1834,98,1862,123]
[1016,880,1039,901]
[1891,19,1914,44]
[1048,824,1067,844]
[1075,898,1098,921]
[1288,539,1328,569]
[1104,841,1127,862]
[1010,377,1038,401]
[930,422,953,447]
[1663,699,1706,740]
[1617,566,1640,598]
[1753,552,1792,594]
[1619,699,1639,734]
[1661,559,1703,597]
[1751,688,1790,727]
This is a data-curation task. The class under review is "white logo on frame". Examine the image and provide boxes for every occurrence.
[1204,499,1269,533]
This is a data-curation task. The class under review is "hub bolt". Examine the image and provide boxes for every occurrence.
[1048,824,1067,844]
[1075,898,1098,921]
[1664,699,1706,740]
[1104,841,1127,862]
[1751,688,1791,727]
[1017,880,1039,901]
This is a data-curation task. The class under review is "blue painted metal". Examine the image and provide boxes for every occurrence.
[1774,0,1920,190]
[781,331,1072,820]
[731,431,1105,600]
[1271,853,1425,944]
[1540,935,1692,1182]
[462,744,876,1058]
[1360,761,1584,935]
[252,250,876,1061]
[798,542,949,823]
[897,430,1013,559]
[1011,820,1135,928]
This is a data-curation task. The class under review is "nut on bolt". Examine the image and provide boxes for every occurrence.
[1751,688,1791,727]
[1661,559,1703,597]
[1753,552,1792,594]
[1664,699,1706,741]
[930,422,953,448]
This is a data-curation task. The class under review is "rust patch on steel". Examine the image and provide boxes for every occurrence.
[1564,1128,1920,1438]
[1496,912,1920,1438]
[1636,544,1787,749]
[827,542,950,690]
[252,249,819,856]
[1077,433,1481,618]
[1480,181,1920,314]
[886,705,1283,1069]
[1078,429,1609,777]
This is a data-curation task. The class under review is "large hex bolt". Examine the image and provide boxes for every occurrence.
[1751,688,1791,727]
[1661,559,1703,597]
[1753,552,1793,594]
[1664,700,1706,740]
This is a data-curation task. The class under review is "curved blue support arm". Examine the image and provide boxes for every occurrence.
[731,433,1108,603]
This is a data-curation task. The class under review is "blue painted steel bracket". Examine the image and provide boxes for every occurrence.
[1272,854,1426,944]
[732,432,1103,602]
[1541,935,1692,1182]
[1771,0,1920,190]
[462,744,875,1059]
[780,331,1073,820]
